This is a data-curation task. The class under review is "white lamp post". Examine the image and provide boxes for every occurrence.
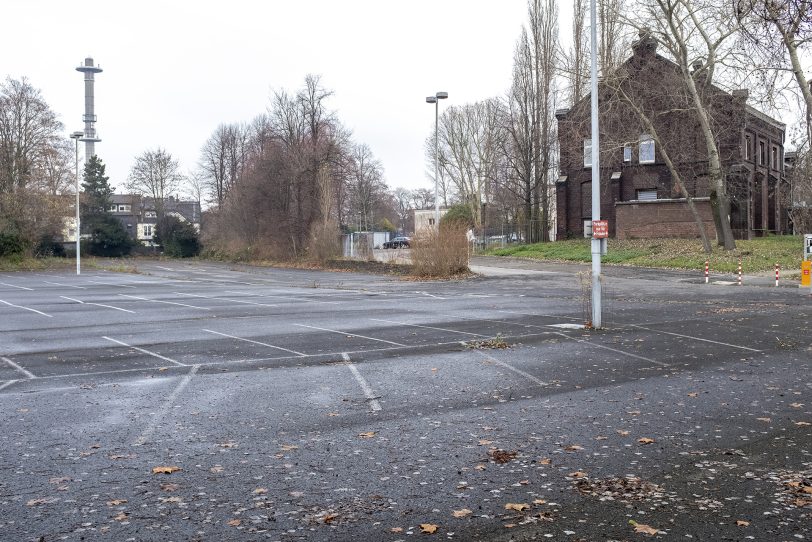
[70,131,83,275]
[426,91,448,229]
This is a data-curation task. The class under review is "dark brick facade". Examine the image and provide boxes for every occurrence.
[556,36,788,240]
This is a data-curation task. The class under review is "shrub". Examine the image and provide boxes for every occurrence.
[155,215,201,258]
[410,221,470,278]
[440,204,474,228]
[34,234,66,258]
[307,220,341,263]
[0,231,26,257]
[85,215,136,257]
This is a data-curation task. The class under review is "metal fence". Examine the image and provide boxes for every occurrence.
[469,221,555,254]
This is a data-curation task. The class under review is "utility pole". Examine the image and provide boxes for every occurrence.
[589,0,603,327]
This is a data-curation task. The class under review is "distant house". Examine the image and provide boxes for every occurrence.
[413,209,448,234]
[555,35,789,240]
[108,194,201,246]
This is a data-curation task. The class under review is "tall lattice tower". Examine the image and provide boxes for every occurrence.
[76,57,102,158]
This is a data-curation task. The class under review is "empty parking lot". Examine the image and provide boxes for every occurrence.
[1,259,810,541]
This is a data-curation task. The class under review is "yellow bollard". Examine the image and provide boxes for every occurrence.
[802,260,812,288]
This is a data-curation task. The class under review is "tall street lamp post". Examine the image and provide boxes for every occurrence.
[426,91,448,229]
[589,0,603,327]
[70,131,84,275]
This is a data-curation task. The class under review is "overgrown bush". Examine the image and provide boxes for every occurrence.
[307,220,341,263]
[440,204,474,228]
[410,221,470,278]
[155,215,201,258]
[85,215,136,257]
[34,234,66,257]
[0,231,26,257]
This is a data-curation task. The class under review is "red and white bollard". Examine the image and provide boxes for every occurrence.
[775,263,780,287]
[737,258,743,286]
[705,260,709,284]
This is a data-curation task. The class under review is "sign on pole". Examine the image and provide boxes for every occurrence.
[592,220,609,239]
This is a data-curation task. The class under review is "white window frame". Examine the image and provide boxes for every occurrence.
[639,135,655,164]
[583,139,592,168]
[623,146,632,163]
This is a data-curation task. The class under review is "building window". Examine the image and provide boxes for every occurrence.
[759,141,766,165]
[639,135,655,164]
[143,225,153,237]
[772,147,778,169]
[144,211,157,218]
[636,189,657,201]
[623,146,632,162]
[108,205,117,212]
[428,218,435,226]
[583,139,592,168]
[118,204,131,212]
[744,135,751,160]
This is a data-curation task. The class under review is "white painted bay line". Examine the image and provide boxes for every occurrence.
[86,280,137,289]
[102,336,186,366]
[60,296,136,313]
[1,356,37,379]
[202,329,306,356]
[0,281,33,291]
[473,350,549,387]
[418,291,447,300]
[496,309,582,321]
[0,379,17,391]
[118,294,211,310]
[175,292,279,308]
[343,353,382,412]
[370,318,488,337]
[43,280,86,289]
[156,266,175,271]
[629,324,762,352]
[0,299,52,318]
[224,290,339,305]
[133,365,199,446]
[552,332,670,367]
[293,323,406,346]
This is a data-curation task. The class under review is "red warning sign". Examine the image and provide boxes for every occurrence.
[592,220,609,239]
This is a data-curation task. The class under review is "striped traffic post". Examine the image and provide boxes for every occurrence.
[705,260,709,284]
[737,258,742,286]
[775,263,780,287]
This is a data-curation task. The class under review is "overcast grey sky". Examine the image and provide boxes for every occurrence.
[4,0,562,194]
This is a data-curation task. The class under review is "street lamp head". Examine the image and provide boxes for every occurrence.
[436,92,448,100]
[70,131,84,140]
[426,96,437,104]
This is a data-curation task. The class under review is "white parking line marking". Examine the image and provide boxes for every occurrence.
[176,292,280,308]
[418,291,447,300]
[118,294,211,310]
[0,380,17,391]
[202,329,306,356]
[0,299,52,317]
[102,336,186,366]
[2,357,37,379]
[224,290,339,305]
[343,353,382,412]
[370,318,488,337]
[496,309,582,321]
[630,324,762,352]
[43,280,86,289]
[552,332,669,367]
[86,279,137,289]
[133,365,199,446]
[293,323,406,346]
[473,350,549,387]
[156,266,174,271]
[0,281,33,291]
[60,296,136,313]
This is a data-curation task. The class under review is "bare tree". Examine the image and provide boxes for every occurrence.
[199,123,249,206]
[127,148,184,219]
[346,144,386,231]
[393,187,415,232]
[735,0,812,146]
[0,77,63,194]
[628,0,740,249]
[411,188,435,210]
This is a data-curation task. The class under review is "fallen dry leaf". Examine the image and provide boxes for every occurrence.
[279,444,298,451]
[504,523,516,528]
[151,466,181,474]
[106,499,127,506]
[538,458,552,465]
[113,511,128,521]
[687,392,698,397]
[160,482,180,492]
[478,439,493,446]
[420,523,438,534]
[595,435,608,441]
[452,508,472,518]
[790,403,803,408]
[489,449,518,464]
[563,444,583,452]
[568,471,587,478]
[26,498,56,506]
[323,513,339,524]
[253,487,268,495]
[617,430,630,436]
[638,437,655,445]
[390,527,404,533]
[327,412,339,417]
[159,496,183,503]
[109,454,135,460]
[474,464,487,471]
[358,431,376,439]
[533,499,547,505]
[504,502,530,511]
[209,465,224,473]
[795,421,811,427]
[736,520,750,526]
[632,522,659,535]
[227,519,242,527]
[518,479,530,485]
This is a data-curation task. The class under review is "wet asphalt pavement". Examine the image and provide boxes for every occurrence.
[0,258,810,542]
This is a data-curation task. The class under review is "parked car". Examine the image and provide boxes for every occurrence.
[383,236,411,249]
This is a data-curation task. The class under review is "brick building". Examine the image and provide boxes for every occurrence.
[555,35,789,240]
[108,194,201,246]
